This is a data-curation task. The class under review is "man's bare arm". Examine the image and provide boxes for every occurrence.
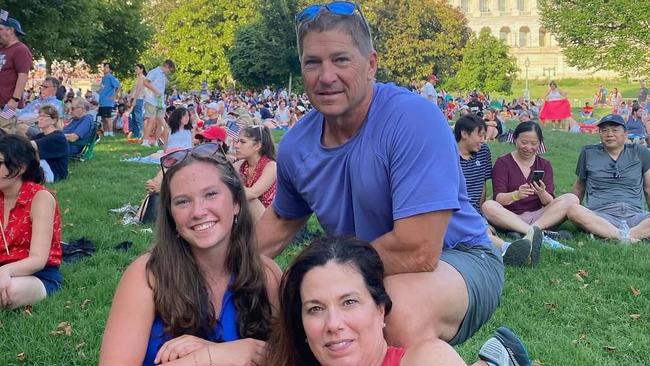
[371,210,452,276]
[256,207,309,258]
[571,178,586,202]
[643,170,650,209]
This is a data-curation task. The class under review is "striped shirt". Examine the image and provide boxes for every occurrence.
[459,143,492,214]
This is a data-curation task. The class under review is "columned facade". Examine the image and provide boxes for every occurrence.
[448,0,618,79]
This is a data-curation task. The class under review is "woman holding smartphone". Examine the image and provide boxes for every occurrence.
[482,122,578,259]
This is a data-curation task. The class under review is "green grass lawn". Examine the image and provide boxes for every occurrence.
[497,78,642,105]
[1,125,649,365]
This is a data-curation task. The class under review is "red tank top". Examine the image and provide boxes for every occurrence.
[0,181,62,267]
[239,155,277,207]
[382,346,406,366]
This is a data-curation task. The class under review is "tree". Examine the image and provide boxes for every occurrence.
[84,0,153,77]
[363,0,472,85]
[0,0,97,72]
[539,0,650,78]
[152,0,256,90]
[0,0,152,77]
[229,0,301,89]
[450,28,519,93]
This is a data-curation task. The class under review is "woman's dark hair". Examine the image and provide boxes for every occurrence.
[268,236,392,366]
[167,107,191,134]
[147,154,272,341]
[241,125,276,160]
[0,134,44,184]
[135,63,147,77]
[513,121,544,144]
[454,113,486,142]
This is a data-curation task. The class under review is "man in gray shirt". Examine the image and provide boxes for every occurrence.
[567,114,650,242]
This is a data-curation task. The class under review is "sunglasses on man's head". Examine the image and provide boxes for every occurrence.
[295,1,372,47]
[296,1,360,23]
[159,143,229,175]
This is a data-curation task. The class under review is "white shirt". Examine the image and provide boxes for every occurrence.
[421,82,437,102]
[143,67,168,107]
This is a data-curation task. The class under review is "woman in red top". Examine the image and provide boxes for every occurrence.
[268,237,465,366]
[0,134,62,309]
[234,125,277,222]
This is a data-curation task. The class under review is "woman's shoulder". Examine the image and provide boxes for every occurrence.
[123,253,154,287]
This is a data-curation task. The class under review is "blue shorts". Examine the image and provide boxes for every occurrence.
[32,266,63,295]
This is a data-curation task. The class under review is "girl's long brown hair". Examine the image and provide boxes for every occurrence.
[146,154,272,340]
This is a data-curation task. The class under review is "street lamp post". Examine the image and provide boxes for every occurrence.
[542,66,556,84]
[524,58,530,101]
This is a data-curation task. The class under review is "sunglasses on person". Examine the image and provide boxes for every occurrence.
[294,1,372,49]
[159,142,230,176]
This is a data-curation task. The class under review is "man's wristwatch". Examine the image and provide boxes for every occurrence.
[11,97,20,102]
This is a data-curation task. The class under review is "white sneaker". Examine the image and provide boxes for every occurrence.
[141,140,151,147]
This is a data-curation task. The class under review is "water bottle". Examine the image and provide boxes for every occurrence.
[619,220,630,244]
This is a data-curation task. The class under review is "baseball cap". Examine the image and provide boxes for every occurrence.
[195,125,226,142]
[205,102,220,110]
[596,114,626,128]
[0,17,26,36]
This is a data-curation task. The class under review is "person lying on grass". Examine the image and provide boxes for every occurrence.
[100,143,281,365]
[482,122,578,250]
[0,134,63,309]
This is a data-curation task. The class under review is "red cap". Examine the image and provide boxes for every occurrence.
[196,125,226,142]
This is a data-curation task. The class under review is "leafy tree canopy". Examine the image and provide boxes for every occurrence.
[364,0,472,85]
[539,0,650,78]
[152,0,256,90]
[229,0,301,89]
[449,28,519,93]
[0,0,151,77]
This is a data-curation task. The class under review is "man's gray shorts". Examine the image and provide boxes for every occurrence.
[441,243,504,346]
[592,202,650,228]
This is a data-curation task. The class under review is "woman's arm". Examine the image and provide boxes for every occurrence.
[244,161,277,201]
[1,190,56,277]
[99,254,156,366]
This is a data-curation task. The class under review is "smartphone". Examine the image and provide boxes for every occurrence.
[531,170,545,183]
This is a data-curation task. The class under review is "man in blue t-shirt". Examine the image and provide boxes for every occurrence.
[63,98,94,156]
[257,4,529,365]
[98,62,120,137]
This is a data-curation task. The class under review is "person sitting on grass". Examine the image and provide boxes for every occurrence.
[626,105,646,143]
[234,125,277,222]
[100,143,281,365]
[63,98,95,156]
[164,107,193,153]
[30,105,69,183]
[455,114,540,266]
[567,114,650,243]
[268,236,531,366]
[0,134,63,309]
[482,122,578,250]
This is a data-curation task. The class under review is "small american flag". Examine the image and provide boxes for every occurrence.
[226,123,241,142]
[0,106,16,119]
